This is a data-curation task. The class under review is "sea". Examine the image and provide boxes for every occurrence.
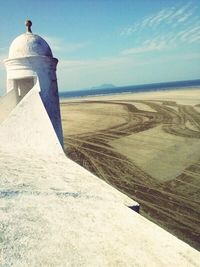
[59,79,200,99]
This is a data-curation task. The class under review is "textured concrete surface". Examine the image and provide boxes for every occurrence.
[0,88,200,266]
[0,87,63,157]
[1,152,200,267]
[0,87,20,124]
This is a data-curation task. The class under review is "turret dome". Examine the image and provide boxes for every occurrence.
[9,32,53,58]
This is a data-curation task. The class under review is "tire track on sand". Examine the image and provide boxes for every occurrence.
[62,100,200,250]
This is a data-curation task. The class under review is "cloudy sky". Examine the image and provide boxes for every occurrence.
[0,0,200,94]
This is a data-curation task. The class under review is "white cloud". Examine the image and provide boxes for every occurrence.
[189,34,200,43]
[120,2,196,36]
[178,25,200,40]
[120,2,200,56]
[59,56,134,71]
[120,24,200,56]
[121,39,167,55]
[43,35,90,53]
[174,24,200,45]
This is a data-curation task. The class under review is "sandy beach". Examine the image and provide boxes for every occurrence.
[60,87,200,250]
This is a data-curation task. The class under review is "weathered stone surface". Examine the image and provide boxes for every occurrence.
[9,33,53,58]
[4,29,63,147]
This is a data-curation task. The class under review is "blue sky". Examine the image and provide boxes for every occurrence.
[0,0,200,93]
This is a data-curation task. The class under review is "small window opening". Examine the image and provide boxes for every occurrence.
[18,88,21,96]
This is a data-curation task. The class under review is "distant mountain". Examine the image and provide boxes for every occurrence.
[90,84,116,90]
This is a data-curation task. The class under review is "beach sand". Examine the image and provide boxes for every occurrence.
[60,87,200,250]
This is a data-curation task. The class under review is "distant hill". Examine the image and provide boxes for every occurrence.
[59,79,200,99]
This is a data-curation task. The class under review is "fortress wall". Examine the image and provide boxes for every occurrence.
[0,77,36,124]
[0,150,199,266]
[0,87,20,123]
[0,84,63,157]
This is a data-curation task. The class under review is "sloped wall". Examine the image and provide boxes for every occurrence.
[0,84,63,156]
[0,87,20,123]
[0,77,36,124]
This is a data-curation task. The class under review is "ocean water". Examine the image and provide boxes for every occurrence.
[59,79,200,99]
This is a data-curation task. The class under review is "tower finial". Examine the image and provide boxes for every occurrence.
[25,20,32,33]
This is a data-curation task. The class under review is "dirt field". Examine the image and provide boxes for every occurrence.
[60,88,200,251]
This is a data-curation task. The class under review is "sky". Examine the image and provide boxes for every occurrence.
[0,0,200,94]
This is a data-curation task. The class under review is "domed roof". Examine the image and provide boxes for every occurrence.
[9,32,53,58]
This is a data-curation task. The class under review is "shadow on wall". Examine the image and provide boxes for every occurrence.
[0,77,37,124]
[129,204,140,213]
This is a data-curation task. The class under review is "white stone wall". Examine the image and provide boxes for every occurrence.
[4,56,64,147]
[0,87,20,123]
[0,85,63,156]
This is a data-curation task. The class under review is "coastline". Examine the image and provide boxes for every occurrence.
[60,86,200,250]
[60,86,200,103]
